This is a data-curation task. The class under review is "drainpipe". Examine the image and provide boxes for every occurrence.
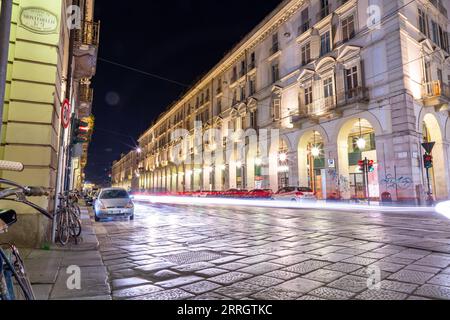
[0,0,13,134]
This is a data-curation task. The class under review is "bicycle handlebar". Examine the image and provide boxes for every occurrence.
[0,160,24,172]
[26,187,50,197]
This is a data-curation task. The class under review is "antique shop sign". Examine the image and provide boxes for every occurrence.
[20,7,58,34]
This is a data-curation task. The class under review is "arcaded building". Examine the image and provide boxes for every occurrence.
[118,0,450,202]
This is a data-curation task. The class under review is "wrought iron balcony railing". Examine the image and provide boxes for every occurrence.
[74,20,100,47]
[78,83,94,104]
[336,86,370,106]
[422,80,450,100]
[430,0,448,18]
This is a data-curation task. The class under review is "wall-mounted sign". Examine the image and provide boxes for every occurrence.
[328,159,336,168]
[19,7,59,34]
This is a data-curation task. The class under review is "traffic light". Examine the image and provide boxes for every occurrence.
[358,160,365,172]
[368,160,375,173]
[72,119,90,145]
[424,154,433,169]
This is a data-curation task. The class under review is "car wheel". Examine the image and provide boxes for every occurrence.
[291,198,297,202]
[130,215,134,221]
[94,215,100,222]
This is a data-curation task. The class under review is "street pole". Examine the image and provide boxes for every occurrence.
[364,158,370,205]
[0,0,13,133]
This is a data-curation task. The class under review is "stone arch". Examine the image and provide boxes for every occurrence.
[421,113,449,200]
[297,129,327,190]
[336,116,383,200]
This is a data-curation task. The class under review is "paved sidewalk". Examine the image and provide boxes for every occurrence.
[21,206,112,300]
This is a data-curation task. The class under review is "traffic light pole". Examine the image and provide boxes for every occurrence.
[364,158,370,205]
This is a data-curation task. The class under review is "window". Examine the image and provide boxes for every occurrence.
[250,52,256,69]
[431,20,440,45]
[217,78,222,94]
[323,77,334,98]
[304,86,313,105]
[418,8,428,36]
[250,111,257,129]
[232,89,237,105]
[240,86,246,101]
[424,61,432,83]
[240,60,246,76]
[232,66,237,82]
[217,98,222,112]
[273,98,281,120]
[437,68,443,84]
[342,15,355,42]
[320,0,330,19]
[320,31,331,56]
[271,33,279,54]
[271,63,280,83]
[249,77,256,95]
[300,8,310,34]
[301,42,311,66]
[345,66,359,98]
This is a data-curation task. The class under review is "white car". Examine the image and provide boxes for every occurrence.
[94,188,134,222]
[272,187,317,202]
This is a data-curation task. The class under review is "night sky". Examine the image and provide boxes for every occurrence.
[86,0,284,185]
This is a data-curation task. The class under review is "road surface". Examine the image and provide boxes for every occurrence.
[93,201,450,300]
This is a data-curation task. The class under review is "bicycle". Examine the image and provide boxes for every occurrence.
[55,191,82,246]
[0,160,53,300]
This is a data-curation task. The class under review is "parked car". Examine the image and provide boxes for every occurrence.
[94,188,134,222]
[198,190,222,198]
[245,189,274,199]
[272,187,317,202]
[222,189,248,198]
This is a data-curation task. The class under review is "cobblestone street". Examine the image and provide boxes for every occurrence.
[94,203,450,300]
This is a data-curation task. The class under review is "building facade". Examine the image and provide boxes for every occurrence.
[0,0,98,247]
[114,0,450,203]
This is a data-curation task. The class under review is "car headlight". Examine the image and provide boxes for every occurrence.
[98,201,107,210]
[126,201,134,209]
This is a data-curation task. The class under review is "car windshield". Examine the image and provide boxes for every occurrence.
[100,190,129,199]
[298,187,313,192]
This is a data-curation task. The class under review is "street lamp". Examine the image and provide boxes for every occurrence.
[311,146,321,158]
[136,147,142,154]
[255,157,263,166]
[279,153,287,162]
[356,118,366,150]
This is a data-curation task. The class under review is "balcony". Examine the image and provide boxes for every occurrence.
[77,83,94,118]
[422,81,450,107]
[73,20,100,79]
[430,0,448,18]
[336,87,370,108]
[248,61,256,71]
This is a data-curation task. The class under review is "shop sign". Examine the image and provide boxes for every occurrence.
[20,7,59,34]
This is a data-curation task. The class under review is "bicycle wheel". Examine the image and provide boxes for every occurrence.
[69,211,82,238]
[57,209,70,246]
[72,203,81,218]
[0,246,34,300]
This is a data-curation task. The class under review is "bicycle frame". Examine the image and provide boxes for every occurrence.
[0,246,33,300]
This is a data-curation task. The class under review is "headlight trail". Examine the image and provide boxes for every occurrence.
[435,201,450,219]
[132,195,434,213]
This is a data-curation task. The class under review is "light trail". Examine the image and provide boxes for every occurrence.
[436,201,450,219]
[132,195,434,214]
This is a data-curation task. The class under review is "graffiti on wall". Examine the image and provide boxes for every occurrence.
[381,174,413,190]
[328,170,350,193]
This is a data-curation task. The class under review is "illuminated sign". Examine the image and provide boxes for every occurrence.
[20,7,58,34]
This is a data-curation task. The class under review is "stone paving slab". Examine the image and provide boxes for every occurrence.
[94,202,450,300]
